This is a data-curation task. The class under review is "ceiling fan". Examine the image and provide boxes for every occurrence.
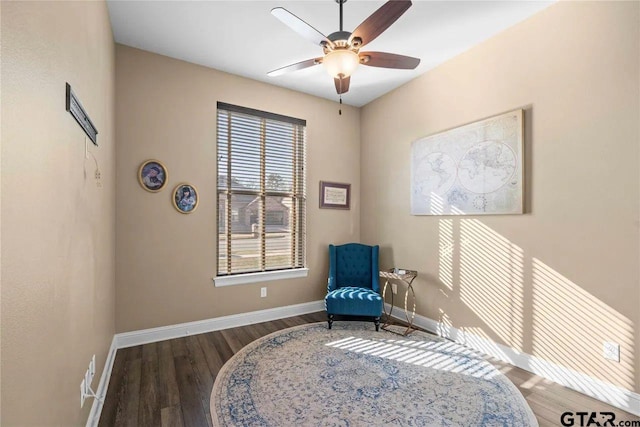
[268,0,420,96]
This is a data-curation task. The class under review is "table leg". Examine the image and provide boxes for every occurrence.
[402,283,417,336]
[382,280,394,329]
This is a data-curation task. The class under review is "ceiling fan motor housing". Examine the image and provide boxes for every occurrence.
[328,31,351,43]
[324,31,362,54]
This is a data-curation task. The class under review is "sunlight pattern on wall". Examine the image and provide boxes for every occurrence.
[438,308,454,339]
[462,326,513,362]
[433,192,460,291]
[438,219,454,290]
[437,309,514,363]
[532,258,635,391]
[435,217,638,410]
[459,219,525,351]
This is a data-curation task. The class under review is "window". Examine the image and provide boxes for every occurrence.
[216,102,306,280]
[266,211,284,226]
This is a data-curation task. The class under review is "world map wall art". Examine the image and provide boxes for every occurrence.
[411,109,524,215]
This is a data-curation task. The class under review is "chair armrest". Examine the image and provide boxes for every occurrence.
[328,244,337,292]
[371,245,380,292]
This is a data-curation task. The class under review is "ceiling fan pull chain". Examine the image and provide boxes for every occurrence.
[339,95,342,115]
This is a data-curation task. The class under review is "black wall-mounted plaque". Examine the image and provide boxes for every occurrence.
[65,83,98,146]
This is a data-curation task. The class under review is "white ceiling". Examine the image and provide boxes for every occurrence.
[107,1,554,107]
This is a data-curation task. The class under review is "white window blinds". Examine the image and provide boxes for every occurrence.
[216,102,306,276]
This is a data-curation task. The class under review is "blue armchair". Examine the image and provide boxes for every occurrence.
[325,243,383,331]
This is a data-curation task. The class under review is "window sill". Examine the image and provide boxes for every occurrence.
[213,268,309,287]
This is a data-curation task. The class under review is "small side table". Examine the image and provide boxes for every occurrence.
[380,268,418,336]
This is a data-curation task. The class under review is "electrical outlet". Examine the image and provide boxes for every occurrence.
[260,287,267,298]
[80,379,86,408]
[603,342,620,362]
[391,283,398,295]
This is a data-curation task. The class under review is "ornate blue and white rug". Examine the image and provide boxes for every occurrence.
[210,322,538,426]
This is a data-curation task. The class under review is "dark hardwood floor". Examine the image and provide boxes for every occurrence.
[99,312,640,426]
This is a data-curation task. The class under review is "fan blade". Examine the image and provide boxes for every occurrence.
[349,0,412,48]
[360,51,420,69]
[334,76,351,94]
[268,58,322,77]
[271,7,333,48]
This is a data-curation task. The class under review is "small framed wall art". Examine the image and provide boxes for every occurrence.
[319,181,351,210]
[173,183,199,214]
[138,159,168,192]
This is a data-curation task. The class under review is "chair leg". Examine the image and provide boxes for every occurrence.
[328,314,334,330]
[374,317,380,331]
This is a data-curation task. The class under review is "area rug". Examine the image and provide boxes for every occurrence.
[210,322,538,426]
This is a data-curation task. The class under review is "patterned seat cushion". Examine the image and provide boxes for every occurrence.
[325,286,383,317]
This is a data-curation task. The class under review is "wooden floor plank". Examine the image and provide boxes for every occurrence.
[270,318,291,332]
[122,352,142,427]
[219,328,245,354]
[535,412,560,427]
[97,349,129,427]
[196,333,226,378]
[255,319,281,335]
[138,343,161,426]
[158,339,181,408]
[98,311,640,426]
[528,387,640,422]
[184,335,216,427]
[300,312,326,324]
[208,330,235,363]
[538,381,640,419]
[279,315,306,328]
[242,322,264,341]
[205,408,214,427]
[161,405,185,427]
[229,325,257,347]
[102,346,143,427]
[250,321,275,339]
[184,335,215,397]
[526,393,567,425]
[174,355,210,427]
[170,337,189,358]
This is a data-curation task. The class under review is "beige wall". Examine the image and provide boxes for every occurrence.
[115,45,360,332]
[361,1,639,393]
[0,1,4,420]
[1,1,116,425]
[2,3,636,424]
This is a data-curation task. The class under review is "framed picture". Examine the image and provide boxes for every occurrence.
[138,159,168,192]
[319,181,350,209]
[173,183,199,214]
[411,109,524,215]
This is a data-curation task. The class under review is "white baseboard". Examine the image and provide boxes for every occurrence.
[384,303,640,417]
[115,300,325,349]
[86,335,118,427]
[87,300,640,427]
[85,300,325,426]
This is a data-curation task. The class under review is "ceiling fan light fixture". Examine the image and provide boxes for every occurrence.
[323,49,359,78]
